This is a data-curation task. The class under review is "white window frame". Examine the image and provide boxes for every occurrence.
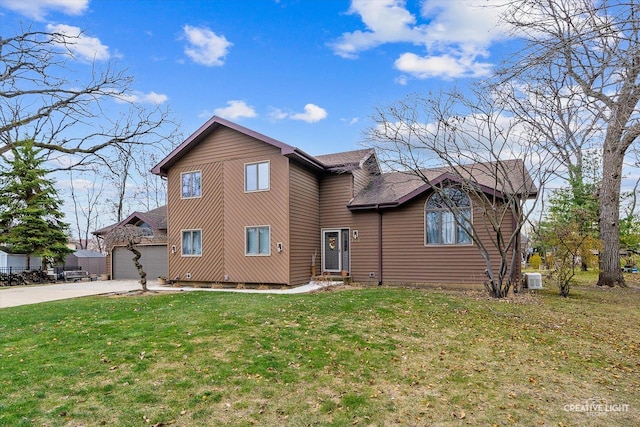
[181,171,202,199]
[245,225,271,256]
[244,161,270,193]
[181,229,203,257]
[424,189,473,246]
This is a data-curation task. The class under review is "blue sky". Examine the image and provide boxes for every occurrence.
[0,0,522,231]
[0,0,513,156]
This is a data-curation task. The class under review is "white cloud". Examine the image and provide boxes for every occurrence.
[114,91,168,105]
[267,108,289,121]
[0,0,88,20]
[331,0,509,80]
[394,52,492,79]
[420,0,509,49]
[268,104,328,123]
[46,24,110,61]
[214,100,257,120]
[182,25,232,66]
[341,117,360,126]
[290,104,328,123]
[330,0,424,59]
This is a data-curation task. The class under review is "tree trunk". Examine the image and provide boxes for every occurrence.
[597,145,626,287]
[127,243,148,292]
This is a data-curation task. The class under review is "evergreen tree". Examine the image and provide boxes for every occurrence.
[0,140,72,268]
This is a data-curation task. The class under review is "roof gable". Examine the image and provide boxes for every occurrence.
[151,116,324,177]
[93,205,167,236]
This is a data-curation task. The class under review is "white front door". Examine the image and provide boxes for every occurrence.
[322,229,349,273]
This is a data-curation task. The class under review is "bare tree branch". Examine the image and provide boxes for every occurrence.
[366,87,551,297]
[0,28,177,170]
[497,0,640,287]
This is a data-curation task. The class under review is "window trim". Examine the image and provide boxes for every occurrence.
[245,225,271,256]
[181,229,203,257]
[181,170,202,199]
[424,189,473,246]
[244,160,270,193]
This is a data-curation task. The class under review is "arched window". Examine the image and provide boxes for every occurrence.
[425,188,472,245]
[136,221,154,237]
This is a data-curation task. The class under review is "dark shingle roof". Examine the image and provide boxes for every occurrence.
[142,205,167,230]
[349,159,537,209]
[316,149,375,169]
[93,205,167,236]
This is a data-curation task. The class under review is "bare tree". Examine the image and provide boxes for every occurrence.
[497,63,604,197]
[103,224,158,292]
[103,144,136,223]
[498,0,640,287]
[0,28,175,170]
[68,169,105,250]
[133,148,168,211]
[366,89,548,298]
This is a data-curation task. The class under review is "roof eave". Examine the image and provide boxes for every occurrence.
[284,147,326,171]
[152,116,308,176]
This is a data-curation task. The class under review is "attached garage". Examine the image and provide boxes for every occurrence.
[112,245,167,280]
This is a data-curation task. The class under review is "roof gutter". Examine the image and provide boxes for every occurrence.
[348,201,399,211]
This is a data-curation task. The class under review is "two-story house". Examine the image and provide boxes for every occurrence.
[151,116,536,289]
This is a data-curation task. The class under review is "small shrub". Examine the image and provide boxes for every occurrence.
[529,253,542,269]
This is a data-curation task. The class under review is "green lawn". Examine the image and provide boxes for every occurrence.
[1,280,639,426]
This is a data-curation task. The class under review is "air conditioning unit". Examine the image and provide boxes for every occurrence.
[524,273,542,290]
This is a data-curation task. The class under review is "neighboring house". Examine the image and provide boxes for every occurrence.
[0,248,42,271]
[151,116,536,288]
[93,206,168,280]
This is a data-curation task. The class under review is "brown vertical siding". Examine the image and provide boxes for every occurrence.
[166,126,289,285]
[289,163,320,285]
[177,126,278,166]
[349,211,380,283]
[167,162,224,282]
[223,155,289,284]
[319,173,355,228]
[352,168,373,197]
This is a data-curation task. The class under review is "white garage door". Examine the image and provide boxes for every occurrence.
[112,245,167,280]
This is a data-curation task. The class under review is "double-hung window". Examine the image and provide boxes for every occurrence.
[425,188,472,245]
[246,226,270,256]
[182,230,202,256]
[245,161,270,192]
[181,171,202,198]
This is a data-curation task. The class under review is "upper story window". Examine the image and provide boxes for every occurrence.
[181,171,202,198]
[245,161,270,192]
[425,188,472,245]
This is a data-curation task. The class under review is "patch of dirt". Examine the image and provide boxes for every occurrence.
[104,290,179,298]
[455,289,543,305]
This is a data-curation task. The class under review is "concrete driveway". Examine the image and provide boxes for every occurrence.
[0,280,339,308]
